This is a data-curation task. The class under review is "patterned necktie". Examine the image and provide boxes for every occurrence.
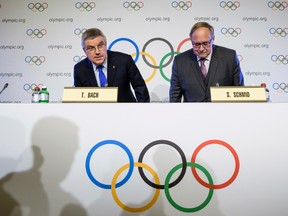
[97,65,107,87]
[200,59,207,78]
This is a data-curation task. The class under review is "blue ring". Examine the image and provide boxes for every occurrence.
[108,38,140,63]
[85,140,134,189]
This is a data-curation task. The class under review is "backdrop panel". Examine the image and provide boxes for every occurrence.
[0,0,287,103]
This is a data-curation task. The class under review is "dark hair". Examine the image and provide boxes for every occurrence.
[81,28,107,48]
[189,22,215,39]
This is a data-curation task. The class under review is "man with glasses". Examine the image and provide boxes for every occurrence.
[169,22,244,102]
[74,28,150,102]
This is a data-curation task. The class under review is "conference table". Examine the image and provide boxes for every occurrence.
[1,103,287,216]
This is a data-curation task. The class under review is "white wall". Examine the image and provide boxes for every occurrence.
[0,0,287,103]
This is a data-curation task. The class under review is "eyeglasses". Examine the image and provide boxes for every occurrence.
[85,43,106,53]
[192,39,212,49]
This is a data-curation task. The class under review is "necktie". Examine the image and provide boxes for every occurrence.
[97,65,107,87]
[200,59,207,78]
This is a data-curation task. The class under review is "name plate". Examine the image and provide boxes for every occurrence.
[210,86,267,102]
[62,87,118,103]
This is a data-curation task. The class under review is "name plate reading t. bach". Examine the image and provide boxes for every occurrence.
[210,86,267,102]
[62,87,118,103]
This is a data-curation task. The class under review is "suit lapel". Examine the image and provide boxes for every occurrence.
[107,51,117,85]
[87,59,98,86]
[207,47,218,87]
[189,50,206,91]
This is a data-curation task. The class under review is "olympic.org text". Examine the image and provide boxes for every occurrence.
[244,44,269,49]
[145,17,171,22]
[0,73,23,78]
[194,17,219,22]
[245,71,270,76]
[0,45,24,50]
[47,72,71,77]
[48,45,72,50]
[243,17,268,22]
[97,17,122,22]
[2,18,26,23]
[49,18,73,23]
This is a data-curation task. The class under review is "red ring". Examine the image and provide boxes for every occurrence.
[191,139,240,189]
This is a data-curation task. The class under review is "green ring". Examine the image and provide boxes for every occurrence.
[159,52,180,82]
[164,162,214,212]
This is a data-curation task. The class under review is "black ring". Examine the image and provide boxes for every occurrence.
[138,140,186,189]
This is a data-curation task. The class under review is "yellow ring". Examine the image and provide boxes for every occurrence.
[131,52,157,82]
[111,162,160,212]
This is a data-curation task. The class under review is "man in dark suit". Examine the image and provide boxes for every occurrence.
[169,22,244,102]
[74,28,150,102]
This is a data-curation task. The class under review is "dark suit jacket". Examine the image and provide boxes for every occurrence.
[169,45,244,102]
[74,50,150,102]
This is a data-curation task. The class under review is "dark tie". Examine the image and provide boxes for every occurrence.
[97,65,107,87]
[200,59,207,78]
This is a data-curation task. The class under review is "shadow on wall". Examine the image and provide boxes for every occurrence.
[0,116,88,216]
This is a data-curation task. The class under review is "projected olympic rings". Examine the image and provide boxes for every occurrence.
[108,37,190,82]
[220,1,240,10]
[28,3,48,12]
[75,2,96,11]
[123,1,144,11]
[86,139,240,213]
[267,1,288,11]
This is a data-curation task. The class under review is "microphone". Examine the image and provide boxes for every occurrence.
[0,83,9,94]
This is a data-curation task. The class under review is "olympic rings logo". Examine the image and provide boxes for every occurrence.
[221,27,242,37]
[220,1,240,10]
[23,83,44,94]
[75,2,96,12]
[25,56,46,66]
[123,1,144,11]
[26,28,47,38]
[108,37,190,82]
[86,139,240,213]
[268,1,287,10]
[73,55,86,63]
[273,83,288,93]
[269,27,288,37]
[74,28,87,37]
[271,55,288,64]
[171,1,192,10]
[28,2,48,12]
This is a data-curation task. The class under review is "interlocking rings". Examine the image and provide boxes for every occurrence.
[171,1,192,10]
[86,139,240,213]
[220,1,240,10]
[28,3,48,12]
[75,2,96,11]
[271,55,288,64]
[269,27,288,37]
[25,56,46,66]
[267,1,288,10]
[273,82,288,93]
[73,55,86,63]
[108,37,189,83]
[23,83,44,93]
[221,27,242,37]
[26,28,47,38]
[74,28,87,37]
[123,1,144,11]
